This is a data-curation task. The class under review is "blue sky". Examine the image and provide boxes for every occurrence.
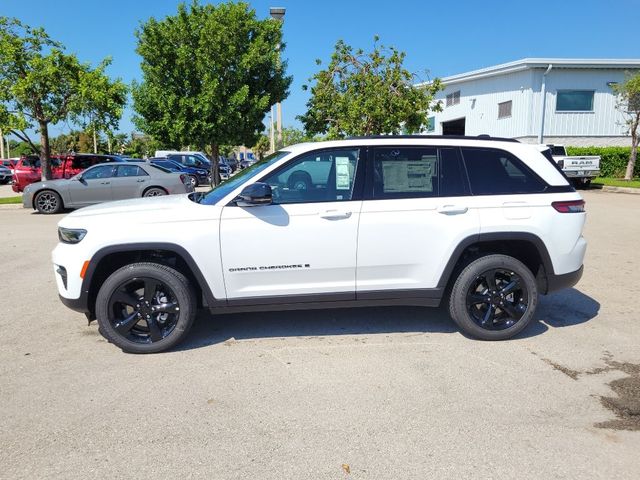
[3,0,638,138]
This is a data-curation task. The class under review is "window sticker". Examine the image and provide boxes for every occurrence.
[335,157,351,190]
[382,155,437,192]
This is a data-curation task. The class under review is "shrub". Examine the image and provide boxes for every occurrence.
[565,146,637,178]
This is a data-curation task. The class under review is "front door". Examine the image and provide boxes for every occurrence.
[220,147,363,301]
[68,164,115,206]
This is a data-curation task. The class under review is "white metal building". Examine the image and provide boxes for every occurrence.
[419,58,640,146]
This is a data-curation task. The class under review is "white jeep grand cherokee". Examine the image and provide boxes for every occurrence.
[52,136,586,353]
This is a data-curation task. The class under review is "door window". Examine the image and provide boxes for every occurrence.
[116,165,148,177]
[82,165,115,180]
[372,147,439,199]
[260,149,360,204]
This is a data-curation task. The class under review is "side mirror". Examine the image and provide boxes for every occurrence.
[235,182,272,207]
[75,174,84,182]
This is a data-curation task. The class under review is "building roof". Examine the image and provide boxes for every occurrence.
[417,58,640,87]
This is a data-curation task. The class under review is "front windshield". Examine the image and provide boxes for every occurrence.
[195,150,290,205]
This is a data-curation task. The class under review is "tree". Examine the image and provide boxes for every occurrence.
[0,17,127,179]
[132,1,291,185]
[252,134,270,160]
[299,38,443,138]
[613,73,640,180]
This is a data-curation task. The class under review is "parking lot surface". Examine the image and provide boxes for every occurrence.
[1,190,639,479]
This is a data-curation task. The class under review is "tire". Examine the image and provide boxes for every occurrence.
[287,172,312,191]
[188,175,199,188]
[143,187,167,197]
[95,262,197,354]
[34,190,63,214]
[448,254,538,340]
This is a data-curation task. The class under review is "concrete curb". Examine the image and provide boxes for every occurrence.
[600,185,640,195]
[0,203,23,209]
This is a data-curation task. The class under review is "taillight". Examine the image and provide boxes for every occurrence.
[552,200,585,213]
[179,174,187,184]
[557,160,564,168]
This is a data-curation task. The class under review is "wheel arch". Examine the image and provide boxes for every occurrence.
[437,232,555,295]
[81,243,222,318]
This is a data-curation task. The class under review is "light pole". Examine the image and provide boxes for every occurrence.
[270,7,285,148]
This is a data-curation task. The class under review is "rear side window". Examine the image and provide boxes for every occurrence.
[116,165,148,177]
[461,148,546,195]
[372,147,439,199]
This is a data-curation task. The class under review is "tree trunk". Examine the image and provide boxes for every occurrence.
[39,121,52,181]
[210,143,221,186]
[625,117,640,181]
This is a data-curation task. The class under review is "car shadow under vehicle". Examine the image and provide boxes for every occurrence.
[174,287,600,352]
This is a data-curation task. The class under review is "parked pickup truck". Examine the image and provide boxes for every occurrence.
[12,154,125,193]
[547,145,600,188]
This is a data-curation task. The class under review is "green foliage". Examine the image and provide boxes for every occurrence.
[611,72,640,179]
[299,38,442,138]
[591,177,640,188]
[565,146,640,178]
[0,196,22,204]
[0,17,127,178]
[252,134,270,160]
[277,126,322,149]
[6,139,38,156]
[132,1,292,152]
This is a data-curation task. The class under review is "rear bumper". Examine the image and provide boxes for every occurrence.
[545,265,583,294]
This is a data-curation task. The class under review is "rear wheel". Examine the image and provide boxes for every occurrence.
[143,187,167,197]
[34,190,63,214]
[95,262,197,353]
[448,254,538,340]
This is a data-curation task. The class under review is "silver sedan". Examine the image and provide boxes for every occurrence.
[23,163,194,214]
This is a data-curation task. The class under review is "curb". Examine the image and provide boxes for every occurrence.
[599,185,640,195]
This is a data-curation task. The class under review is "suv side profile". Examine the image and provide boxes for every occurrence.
[52,137,586,353]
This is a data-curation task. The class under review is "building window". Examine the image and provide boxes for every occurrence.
[498,100,512,119]
[556,90,594,112]
[446,90,460,107]
[425,116,435,132]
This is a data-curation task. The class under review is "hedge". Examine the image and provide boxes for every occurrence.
[565,146,638,178]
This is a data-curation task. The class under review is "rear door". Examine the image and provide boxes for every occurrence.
[356,146,480,295]
[111,164,149,200]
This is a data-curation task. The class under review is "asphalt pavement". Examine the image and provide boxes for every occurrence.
[1,190,639,479]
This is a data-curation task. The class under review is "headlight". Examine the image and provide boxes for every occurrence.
[58,227,87,244]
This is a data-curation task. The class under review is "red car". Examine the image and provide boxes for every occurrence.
[11,154,126,192]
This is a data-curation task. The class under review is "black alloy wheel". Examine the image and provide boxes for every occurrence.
[95,263,196,353]
[107,276,181,344]
[465,268,528,330]
[449,254,538,340]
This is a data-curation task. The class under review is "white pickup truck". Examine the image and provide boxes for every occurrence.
[547,145,600,188]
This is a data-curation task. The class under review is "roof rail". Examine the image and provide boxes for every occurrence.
[345,134,520,143]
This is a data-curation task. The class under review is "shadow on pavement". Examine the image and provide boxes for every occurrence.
[517,287,600,338]
[178,305,456,351]
[177,287,600,351]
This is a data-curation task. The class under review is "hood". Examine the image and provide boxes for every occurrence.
[24,179,69,190]
[66,193,194,218]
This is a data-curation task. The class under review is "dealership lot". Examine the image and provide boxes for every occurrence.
[1,190,639,479]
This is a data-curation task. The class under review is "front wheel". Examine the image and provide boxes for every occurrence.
[34,190,63,214]
[448,254,538,340]
[95,262,197,353]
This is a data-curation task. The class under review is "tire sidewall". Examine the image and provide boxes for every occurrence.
[95,263,196,353]
[35,190,62,214]
[449,254,538,340]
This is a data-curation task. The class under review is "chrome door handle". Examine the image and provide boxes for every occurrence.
[100,181,111,185]
[136,179,146,182]
[319,210,352,220]
[437,205,468,215]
